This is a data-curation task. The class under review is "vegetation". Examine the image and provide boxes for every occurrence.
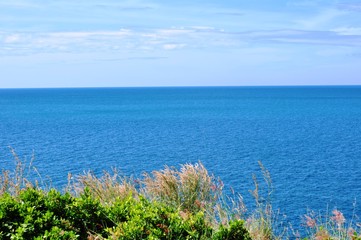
[0,150,360,239]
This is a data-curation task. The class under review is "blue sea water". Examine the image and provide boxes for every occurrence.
[1,86,361,230]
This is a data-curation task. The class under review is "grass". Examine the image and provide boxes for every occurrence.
[0,150,360,239]
[68,168,137,205]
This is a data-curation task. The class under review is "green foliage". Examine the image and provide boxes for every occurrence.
[1,189,70,239]
[213,220,251,240]
[69,188,113,238]
[0,188,252,239]
[0,188,111,239]
[105,195,213,239]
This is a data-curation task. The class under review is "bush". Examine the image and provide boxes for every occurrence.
[0,188,252,239]
[0,188,112,239]
[0,188,79,239]
[104,195,214,239]
[213,220,251,240]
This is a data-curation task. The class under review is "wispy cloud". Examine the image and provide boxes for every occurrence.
[287,0,328,8]
[1,0,361,87]
[1,1,361,59]
[2,26,361,57]
[236,29,361,46]
[215,11,244,16]
[294,9,345,29]
[337,2,361,11]
[332,27,361,36]
[0,1,43,9]
[94,4,154,11]
[0,27,227,56]
[162,43,186,50]
[0,30,133,55]
[95,56,168,62]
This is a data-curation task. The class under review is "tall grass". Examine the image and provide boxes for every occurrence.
[142,162,246,230]
[67,169,137,205]
[302,207,361,240]
[142,163,223,218]
[1,150,360,239]
[0,148,38,195]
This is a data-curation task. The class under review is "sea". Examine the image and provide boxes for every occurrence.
[1,86,361,231]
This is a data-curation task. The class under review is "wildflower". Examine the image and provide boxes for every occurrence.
[304,215,316,228]
[331,209,345,227]
[156,223,169,234]
[315,229,330,240]
[265,205,272,215]
[293,231,301,240]
[246,217,252,226]
[179,210,188,220]
[348,228,355,237]
[133,179,140,184]
[194,199,205,209]
[219,179,224,188]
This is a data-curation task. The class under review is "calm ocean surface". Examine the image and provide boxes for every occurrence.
[1,86,361,229]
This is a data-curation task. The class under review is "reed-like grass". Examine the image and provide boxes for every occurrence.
[1,150,360,239]
[142,162,222,215]
[68,168,137,205]
[302,207,361,240]
[0,147,38,195]
[141,162,239,229]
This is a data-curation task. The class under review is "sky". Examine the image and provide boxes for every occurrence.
[1,0,361,88]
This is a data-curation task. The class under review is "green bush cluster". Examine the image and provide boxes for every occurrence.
[0,188,110,239]
[0,187,250,239]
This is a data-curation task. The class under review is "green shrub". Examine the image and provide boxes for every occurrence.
[0,193,22,238]
[105,195,213,239]
[213,220,251,240]
[0,188,251,239]
[67,188,113,238]
[0,188,112,239]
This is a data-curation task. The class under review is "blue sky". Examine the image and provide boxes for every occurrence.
[1,0,361,88]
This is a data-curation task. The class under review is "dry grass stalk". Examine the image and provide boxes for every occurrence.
[0,170,10,195]
[303,208,361,240]
[246,161,278,240]
[178,162,213,212]
[142,166,180,207]
[72,168,136,204]
[143,162,224,221]
[0,148,38,196]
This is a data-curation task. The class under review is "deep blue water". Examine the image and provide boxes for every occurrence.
[1,86,361,230]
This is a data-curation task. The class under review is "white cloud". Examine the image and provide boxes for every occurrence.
[294,9,345,29]
[0,26,232,56]
[286,0,330,8]
[48,30,132,38]
[162,43,186,50]
[2,25,361,57]
[190,26,217,31]
[337,3,361,12]
[3,34,21,43]
[332,27,361,36]
[233,29,361,47]
[155,28,194,36]
[0,1,43,8]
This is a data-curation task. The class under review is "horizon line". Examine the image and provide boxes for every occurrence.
[1,84,361,90]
